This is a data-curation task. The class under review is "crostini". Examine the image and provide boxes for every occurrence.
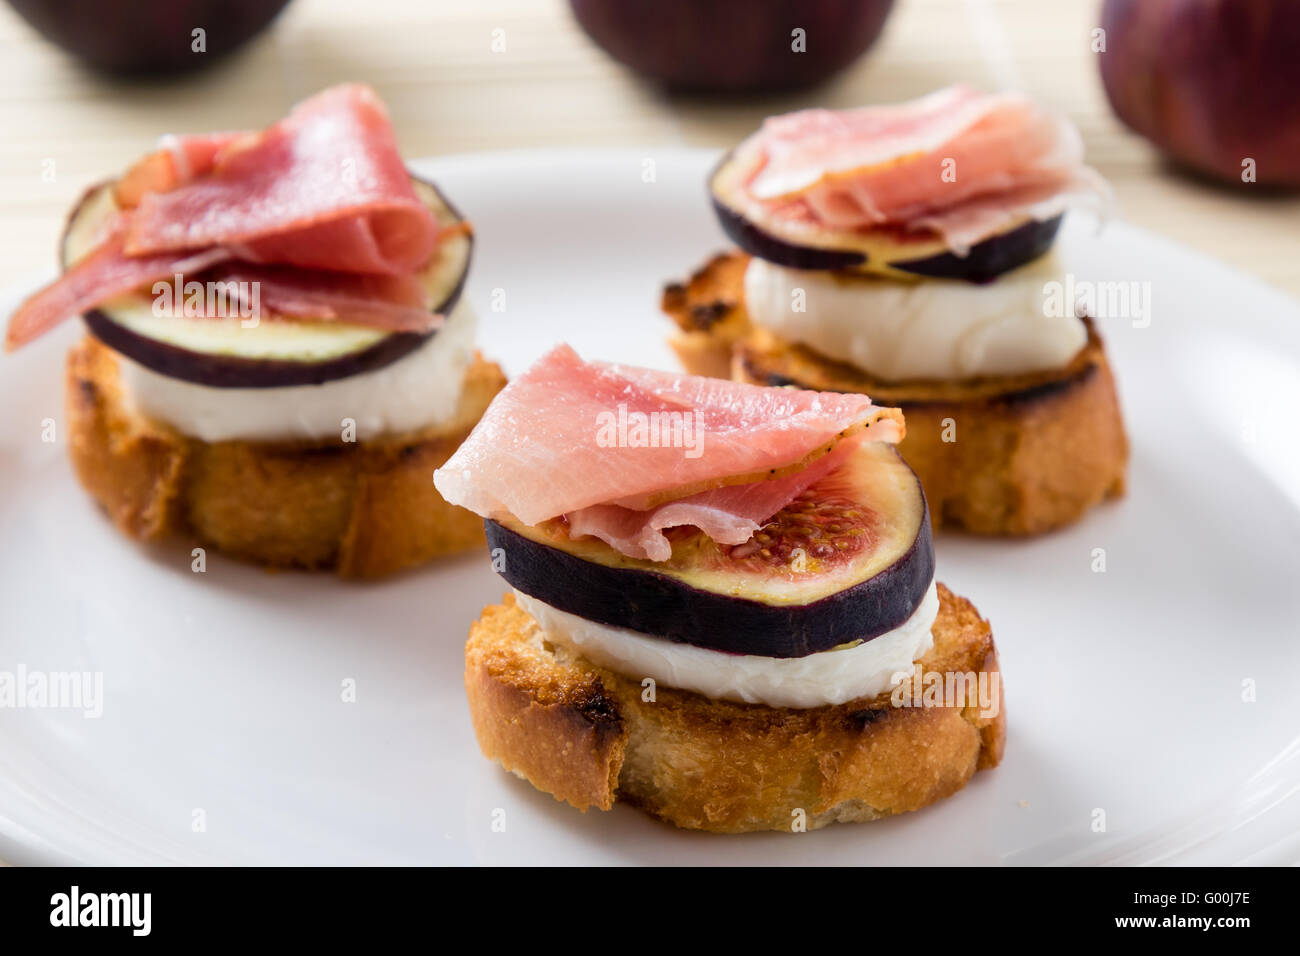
[435,345,1004,833]
[6,85,505,577]
[664,86,1128,535]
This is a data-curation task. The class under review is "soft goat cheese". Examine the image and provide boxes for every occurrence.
[513,581,939,709]
[743,253,1087,381]
[117,300,478,443]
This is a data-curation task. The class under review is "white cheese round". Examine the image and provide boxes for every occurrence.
[117,299,478,443]
[743,253,1086,381]
[512,580,939,710]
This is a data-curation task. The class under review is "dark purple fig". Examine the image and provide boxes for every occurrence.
[63,178,471,389]
[888,216,1063,282]
[569,0,896,94]
[710,149,1063,281]
[1100,0,1300,188]
[5,0,294,76]
[487,441,934,659]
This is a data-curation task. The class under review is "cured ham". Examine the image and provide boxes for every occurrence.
[730,85,1108,254]
[4,227,233,350]
[126,85,436,275]
[5,84,439,352]
[434,345,903,556]
[565,443,848,561]
[208,265,437,333]
[113,132,245,207]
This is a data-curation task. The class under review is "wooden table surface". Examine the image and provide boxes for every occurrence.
[0,0,1296,867]
[1,0,1297,298]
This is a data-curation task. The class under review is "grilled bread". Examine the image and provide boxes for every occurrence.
[663,251,1128,535]
[66,334,506,577]
[464,584,1004,833]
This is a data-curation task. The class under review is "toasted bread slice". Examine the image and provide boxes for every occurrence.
[66,335,506,578]
[465,584,1005,833]
[663,251,1129,535]
[661,251,752,379]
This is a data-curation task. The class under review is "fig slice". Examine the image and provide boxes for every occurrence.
[487,441,934,659]
[709,149,1061,282]
[63,176,472,389]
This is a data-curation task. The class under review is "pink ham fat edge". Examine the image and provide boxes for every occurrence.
[5,84,439,351]
[564,442,852,562]
[734,84,1109,254]
[434,345,904,562]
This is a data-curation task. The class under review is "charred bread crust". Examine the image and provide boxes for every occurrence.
[661,251,751,379]
[736,328,1129,536]
[464,584,1005,833]
[465,599,629,811]
[664,250,1129,535]
[66,335,507,578]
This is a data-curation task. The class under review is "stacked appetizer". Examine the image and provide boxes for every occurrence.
[435,345,1004,833]
[664,86,1128,535]
[5,85,505,577]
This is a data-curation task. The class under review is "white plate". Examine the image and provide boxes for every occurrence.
[2,149,1299,866]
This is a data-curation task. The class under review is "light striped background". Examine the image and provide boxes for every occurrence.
[0,0,1296,298]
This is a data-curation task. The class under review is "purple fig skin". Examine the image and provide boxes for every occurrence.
[711,190,867,272]
[569,0,895,94]
[79,312,431,389]
[889,216,1063,282]
[483,499,935,660]
[5,0,293,76]
[1100,0,1300,188]
[712,185,1063,282]
[62,177,471,389]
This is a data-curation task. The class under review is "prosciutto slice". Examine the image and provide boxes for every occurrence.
[126,85,436,275]
[113,132,246,207]
[5,84,439,351]
[208,265,437,333]
[4,226,233,350]
[732,85,1108,254]
[434,345,903,541]
[565,443,848,562]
